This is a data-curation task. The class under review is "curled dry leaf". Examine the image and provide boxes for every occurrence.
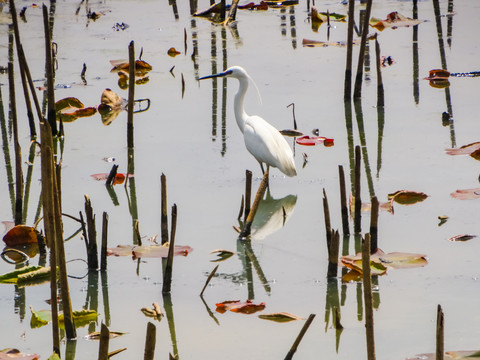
[445,142,480,161]
[424,69,451,81]
[450,188,480,200]
[258,312,304,323]
[388,190,428,205]
[55,97,84,111]
[210,249,235,262]
[110,59,152,73]
[167,47,181,57]
[311,7,346,23]
[448,234,476,242]
[141,302,163,320]
[438,215,448,226]
[238,1,268,10]
[216,300,266,314]
[91,173,133,185]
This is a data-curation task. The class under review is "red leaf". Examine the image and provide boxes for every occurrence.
[215,299,266,314]
[296,135,334,147]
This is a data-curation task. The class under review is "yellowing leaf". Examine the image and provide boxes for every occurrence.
[258,312,304,323]
[0,266,47,284]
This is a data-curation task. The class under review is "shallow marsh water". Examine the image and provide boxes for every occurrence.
[1,0,480,359]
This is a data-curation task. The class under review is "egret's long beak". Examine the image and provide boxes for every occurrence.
[199,69,232,80]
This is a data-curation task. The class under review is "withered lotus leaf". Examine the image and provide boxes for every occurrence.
[450,188,480,200]
[0,348,40,360]
[209,249,235,262]
[370,11,425,31]
[216,299,266,314]
[258,312,304,322]
[3,225,40,246]
[388,190,428,205]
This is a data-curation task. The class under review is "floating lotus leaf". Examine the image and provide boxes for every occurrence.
[388,190,428,205]
[3,225,40,246]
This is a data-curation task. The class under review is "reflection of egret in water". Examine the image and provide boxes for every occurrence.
[250,193,297,240]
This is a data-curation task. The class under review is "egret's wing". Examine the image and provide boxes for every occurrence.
[244,116,297,176]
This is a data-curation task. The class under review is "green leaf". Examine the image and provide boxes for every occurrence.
[0,266,44,284]
[258,312,304,323]
[47,353,61,360]
[30,306,52,328]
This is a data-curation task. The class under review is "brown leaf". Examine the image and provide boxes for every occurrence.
[216,300,266,314]
[167,47,181,57]
[55,97,84,111]
[3,225,40,246]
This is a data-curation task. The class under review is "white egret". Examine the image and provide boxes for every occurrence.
[199,66,297,177]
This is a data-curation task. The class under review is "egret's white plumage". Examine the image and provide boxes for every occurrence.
[200,66,297,177]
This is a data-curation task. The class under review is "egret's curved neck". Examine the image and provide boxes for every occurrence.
[233,77,249,134]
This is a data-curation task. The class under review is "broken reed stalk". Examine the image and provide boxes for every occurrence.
[9,0,36,138]
[40,121,60,354]
[284,313,316,360]
[225,0,239,23]
[161,173,169,245]
[327,230,340,278]
[162,204,177,294]
[84,195,99,270]
[200,264,219,297]
[8,61,24,225]
[353,0,373,100]
[105,164,119,186]
[43,4,57,135]
[127,41,135,149]
[362,234,376,360]
[354,145,362,233]
[436,304,444,360]
[101,212,108,271]
[374,35,385,108]
[369,196,379,253]
[98,322,110,360]
[239,169,269,239]
[18,44,44,122]
[244,169,252,222]
[344,0,355,100]
[144,322,156,360]
[338,165,349,235]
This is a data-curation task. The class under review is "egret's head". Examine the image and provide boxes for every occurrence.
[199,66,262,104]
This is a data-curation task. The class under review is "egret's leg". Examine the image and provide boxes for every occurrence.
[259,162,266,175]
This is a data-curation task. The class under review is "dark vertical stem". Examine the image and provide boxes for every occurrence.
[339,165,349,235]
[436,304,444,360]
[412,0,419,104]
[144,322,156,360]
[43,4,57,135]
[127,41,135,149]
[369,196,378,253]
[374,36,384,108]
[8,61,24,225]
[9,0,36,138]
[244,170,252,222]
[327,230,340,278]
[362,234,376,360]
[344,0,355,100]
[161,173,169,245]
[101,212,108,271]
[162,204,177,294]
[353,0,373,99]
[354,146,361,233]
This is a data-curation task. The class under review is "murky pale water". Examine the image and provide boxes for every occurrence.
[1,0,480,359]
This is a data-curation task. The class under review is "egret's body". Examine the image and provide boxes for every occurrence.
[200,66,297,177]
